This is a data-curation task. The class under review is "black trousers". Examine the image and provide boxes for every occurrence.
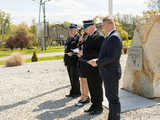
[100,69,121,120]
[86,65,103,108]
[67,65,81,95]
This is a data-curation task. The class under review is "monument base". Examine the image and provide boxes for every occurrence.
[122,16,160,98]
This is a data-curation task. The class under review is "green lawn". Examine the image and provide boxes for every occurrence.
[0,60,6,66]
[0,46,64,57]
[0,55,64,66]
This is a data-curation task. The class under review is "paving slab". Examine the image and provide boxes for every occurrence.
[103,89,160,113]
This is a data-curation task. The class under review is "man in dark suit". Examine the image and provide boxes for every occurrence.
[88,17,122,120]
[78,20,104,115]
[64,24,81,98]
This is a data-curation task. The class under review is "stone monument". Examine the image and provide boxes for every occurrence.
[123,15,160,98]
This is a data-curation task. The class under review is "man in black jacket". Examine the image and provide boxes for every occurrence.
[78,20,104,115]
[88,17,122,120]
[64,24,81,98]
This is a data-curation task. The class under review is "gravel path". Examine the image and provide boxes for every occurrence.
[0,55,160,120]
[0,52,64,61]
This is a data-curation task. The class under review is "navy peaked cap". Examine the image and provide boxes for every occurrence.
[69,24,78,29]
[83,20,95,29]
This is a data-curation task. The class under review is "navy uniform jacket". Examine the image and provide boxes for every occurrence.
[97,30,122,80]
[64,34,80,66]
[83,31,104,61]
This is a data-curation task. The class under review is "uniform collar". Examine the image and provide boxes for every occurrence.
[90,28,97,36]
[70,33,78,40]
[107,29,116,37]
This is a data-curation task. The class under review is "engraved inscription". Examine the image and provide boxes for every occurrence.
[128,46,143,70]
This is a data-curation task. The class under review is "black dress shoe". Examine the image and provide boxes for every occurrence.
[79,97,90,103]
[65,94,73,97]
[65,94,81,98]
[89,108,103,115]
[72,94,81,98]
[84,105,95,113]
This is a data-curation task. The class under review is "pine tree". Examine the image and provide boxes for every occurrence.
[31,51,38,62]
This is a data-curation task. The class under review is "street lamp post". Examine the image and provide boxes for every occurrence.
[108,0,113,16]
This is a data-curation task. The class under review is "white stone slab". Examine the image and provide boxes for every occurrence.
[103,89,159,113]
[128,46,143,71]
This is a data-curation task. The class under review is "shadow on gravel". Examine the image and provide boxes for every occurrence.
[36,105,80,120]
[0,85,70,112]
[0,100,28,112]
[36,105,99,120]
[35,98,99,120]
[68,113,97,120]
[33,97,73,112]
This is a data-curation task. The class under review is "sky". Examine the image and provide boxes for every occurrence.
[0,0,148,25]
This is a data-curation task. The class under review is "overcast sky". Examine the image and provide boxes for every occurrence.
[0,0,148,25]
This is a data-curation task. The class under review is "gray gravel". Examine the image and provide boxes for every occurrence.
[0,55,160,120]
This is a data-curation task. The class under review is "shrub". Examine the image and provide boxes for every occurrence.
[5,33,30,50]
[31,51,38,62]
[5,37,15,50]
[5,52,24,67]
[14,33,30,49]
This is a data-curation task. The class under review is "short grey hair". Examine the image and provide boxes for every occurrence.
[103,16,114,25]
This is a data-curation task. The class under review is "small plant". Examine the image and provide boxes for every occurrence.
[6,52,24,67]
[31,51,38,62]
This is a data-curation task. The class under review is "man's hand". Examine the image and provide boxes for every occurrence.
[79,36,84,43]
[67,52,73,57]
[77,50,83,58]
[87,59,98,67]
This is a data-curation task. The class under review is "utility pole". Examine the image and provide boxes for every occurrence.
[39,0,42,23]
[42,1,46,50]
[108,0,113,16]
[33,0,51,51]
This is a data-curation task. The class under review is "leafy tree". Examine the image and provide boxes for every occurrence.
[14,23,30,36]
[93,16,129,41]
[10,23,36,48]
[29,19,38,46]
[114,18,129,41]
[144,9,160,16]
[93,16,104,23]
[147,0,160,10]
[116,14,140,40]
[0,10,11,45]
[62,21,70,29]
